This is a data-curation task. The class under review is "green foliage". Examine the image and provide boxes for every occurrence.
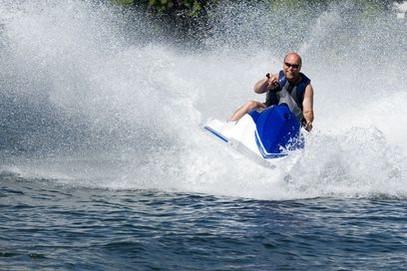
[271,0,308,9]
[149,0,204,17]
[112,0,401,14]
[112,0,205,17]
[110,0,401,46]
[112,0,134,7]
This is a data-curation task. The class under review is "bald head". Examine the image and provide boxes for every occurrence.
[284,52,302,68]
[282,52,302,82]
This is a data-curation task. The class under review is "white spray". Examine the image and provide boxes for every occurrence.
[0,0,406,199]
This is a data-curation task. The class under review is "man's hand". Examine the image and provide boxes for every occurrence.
[304,121,313,132]
[266,74,280,91]
[303,110,314,132]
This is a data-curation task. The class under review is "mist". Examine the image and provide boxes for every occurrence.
[0,0,406,199]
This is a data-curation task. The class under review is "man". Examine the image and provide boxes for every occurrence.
[230,52,314,131]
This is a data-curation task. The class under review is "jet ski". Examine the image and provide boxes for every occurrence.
[204,104,304,168]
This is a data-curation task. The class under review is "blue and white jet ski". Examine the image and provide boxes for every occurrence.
[204,104,304,168]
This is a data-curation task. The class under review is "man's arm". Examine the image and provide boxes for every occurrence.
[254,73,278,94]
[302,84,314,131]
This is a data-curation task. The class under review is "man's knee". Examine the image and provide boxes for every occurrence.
[245,100,260,111]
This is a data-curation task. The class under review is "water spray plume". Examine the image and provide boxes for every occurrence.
[0,0,406,199]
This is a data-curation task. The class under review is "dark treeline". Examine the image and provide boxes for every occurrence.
[112,0,404,47]
[115,0,402,15]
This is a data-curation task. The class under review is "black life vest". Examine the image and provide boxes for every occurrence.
[265,70,311,112]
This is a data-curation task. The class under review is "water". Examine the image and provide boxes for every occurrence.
[2,177,406,270]
[1,0,407,269]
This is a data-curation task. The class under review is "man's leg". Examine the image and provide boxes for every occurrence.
[230,101,266,121]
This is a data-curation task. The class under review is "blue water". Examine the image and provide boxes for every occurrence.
[1,175,406,270]
[1,0,407,270]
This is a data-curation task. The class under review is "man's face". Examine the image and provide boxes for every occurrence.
[283,55,301,80]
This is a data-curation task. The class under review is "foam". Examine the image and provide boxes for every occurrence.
[0,0,406,200]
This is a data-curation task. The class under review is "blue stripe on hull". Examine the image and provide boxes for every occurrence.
[204,126,229,143]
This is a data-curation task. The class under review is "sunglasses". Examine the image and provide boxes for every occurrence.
[284,62,300,69]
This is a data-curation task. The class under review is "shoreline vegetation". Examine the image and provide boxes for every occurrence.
[109,0,406,47]
[112,0,405,19]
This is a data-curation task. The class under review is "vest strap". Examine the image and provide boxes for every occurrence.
[278,81,304,120]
